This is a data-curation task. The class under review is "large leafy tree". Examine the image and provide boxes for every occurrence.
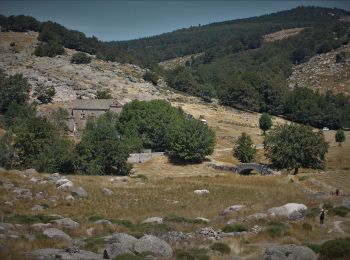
[264,124,328,174]
[335,129,345,146]
[233,133,256,163]
[0,74,30,112]
[166,119,215,162]
[76,112,131,175]
[259,113,272,134]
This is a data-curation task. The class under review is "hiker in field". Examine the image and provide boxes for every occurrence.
[320,208,325,225]
[335,188,340,196]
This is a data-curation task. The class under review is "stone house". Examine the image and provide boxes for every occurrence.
[65,99,123,132]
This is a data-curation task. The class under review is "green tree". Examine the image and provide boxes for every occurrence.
[0,74,30,112]
[76,112,131,175]
[0,131,17,169]
[335,129,345,146]
[264,124,328,174]
[166,119,215,162]
[259,113,272,134]
[34,41,64,57]
[71,52,92,64]
[34,85,55,104]
[143,71,159,85]
[233,132,256,163]
[96,89,112,99]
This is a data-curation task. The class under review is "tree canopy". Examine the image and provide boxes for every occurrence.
[264,124,328,174]
[335,129,346,146]
[259,113,273,134]
[233,132,256,163]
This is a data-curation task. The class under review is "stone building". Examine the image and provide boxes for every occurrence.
[65,99,123,132]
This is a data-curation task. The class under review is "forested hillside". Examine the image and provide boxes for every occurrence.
[1,6,350,128]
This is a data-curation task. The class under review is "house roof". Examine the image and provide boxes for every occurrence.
[66,99,123,110]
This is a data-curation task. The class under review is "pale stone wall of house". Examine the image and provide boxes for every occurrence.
[127,152,164,163]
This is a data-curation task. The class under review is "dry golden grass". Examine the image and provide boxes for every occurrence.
[0,32,38,52]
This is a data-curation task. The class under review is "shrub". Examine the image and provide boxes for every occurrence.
[306,207,321,218]
[266,221,289,238]
[222,224,247,233]
[233,132,256,163]
[5,214,62,224]
[210,242,231,254]
[143,71,159,85]
[71,52,92,64]
[34,41,64,57]
[298,176,309,181]
[302,223,312,232]
[323,203,333,210]
[34,85,55,103]
[175,248,209,260]
[308,244,321,254]
[96,89,112,99]
[129,223,173,237]
[319,238,350,259]
[328,206,349,217]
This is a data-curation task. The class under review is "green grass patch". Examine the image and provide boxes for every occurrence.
[307,244,321,254]
[5,214,62,224]
[84,236,106,253]
[323,203,333,210]
[175,248,209,260]
[221,224,247,233]
[266,221,289,238]
[164,214,207,225]
[130,174,148,180]
[210,242,231,254]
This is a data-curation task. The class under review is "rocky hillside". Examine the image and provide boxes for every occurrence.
[288,43,350,96]
[0,32,197,105]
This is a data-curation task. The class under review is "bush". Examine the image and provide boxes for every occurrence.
[319,238,350,259]
[323,203,333,210]
[34,41,64,57]
[175,248,209,260]
[34,85,55,103]
[328,206,349,217]
[96,89,112,99]
[222,224,247,233]
[306,207,321,218]
[308,244,321,254]
[298,176,309,181]
[210,242,231,254]
[71,52,92,64]
[266,221,289,238]
[233,132,256,163]
[143,71,159,85]
[113,254,145,260]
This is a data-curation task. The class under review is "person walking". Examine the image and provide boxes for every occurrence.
[320,208,325,225]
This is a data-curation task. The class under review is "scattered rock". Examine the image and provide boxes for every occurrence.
[342,197,350,209]
[57,181,74,192]
[193,189,210,195]
[71,187,88,198]
[0,223,15,234]
[31,223,52,232]
[65,195,75,205]
[195,217,210,223]
[221,205,245,215]
[133,235,173,257]
[13,188,32,200]
[268,203,307,220]
[2,181,14,190]
[30,177,38,183]
[198,227,221,240]
[31,205,45,212]
[107,233,138,246]
[46,173,61,183]
[250,225,263,234]
[35,191,48,200]
[52,218,79,229]
[43,228,71,241]
[262,244,317,260]
[161,231,193,243]
[24,168,37,176]
[103,243,134,259]
[4,201,13,207]
[245,213,268,221]
[56,178,71,187]
[27,248,103,260]
[141,217,163,224]
[101,187,113,196]
[94,220,113,226]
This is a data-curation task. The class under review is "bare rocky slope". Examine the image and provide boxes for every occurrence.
[0,32,198,106]
[288,43,350,96]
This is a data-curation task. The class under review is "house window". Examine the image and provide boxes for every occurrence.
[80,113,86,119]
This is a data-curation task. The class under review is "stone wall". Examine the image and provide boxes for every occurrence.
[127,152,164,163]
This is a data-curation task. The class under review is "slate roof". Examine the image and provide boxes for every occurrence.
[66,99,123,110]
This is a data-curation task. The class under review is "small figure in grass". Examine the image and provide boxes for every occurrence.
[320,208,325,225]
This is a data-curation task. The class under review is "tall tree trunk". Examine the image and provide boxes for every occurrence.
[293,167,299,175]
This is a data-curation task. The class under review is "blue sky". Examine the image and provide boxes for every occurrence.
[1,1,349,41]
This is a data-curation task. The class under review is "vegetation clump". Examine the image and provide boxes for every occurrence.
[210,242,231,254]
[264,124,328,174]
[266,221,289,238]
[96,89,112,99]
[34,41,64,57]
[222,224,247,233]
[175,248,209,260]
[34,85,55,104]
[335,129,345,146]
[233,132,256,163]
[319,238,350,259]
[259,113,272,134]
[71,52,92,64]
